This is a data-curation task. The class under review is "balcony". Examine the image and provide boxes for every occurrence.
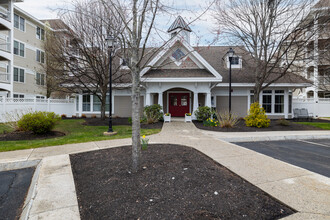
[0,42,10,60]
[0,5,11,30]
[0,71,10,83]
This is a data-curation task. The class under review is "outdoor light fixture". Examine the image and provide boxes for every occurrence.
[105,34,116,133]
[227,47,235,114]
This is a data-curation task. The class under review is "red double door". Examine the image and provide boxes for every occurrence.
[169,93,190,117]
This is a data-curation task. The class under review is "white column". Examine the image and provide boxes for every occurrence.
[284,90,288,119]
[90,94,94,112]
[193,92,198,119]
[146,92,151,106]
[78,94,83,117]
[205,92,211,108]
[158,92,163,108]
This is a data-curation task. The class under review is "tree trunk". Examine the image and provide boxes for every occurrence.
[131,68,141,173]
[253,82,261,103]
[100,98,106,120]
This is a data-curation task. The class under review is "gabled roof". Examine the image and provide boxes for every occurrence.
[167,16,192,33]
[140,35,222,82]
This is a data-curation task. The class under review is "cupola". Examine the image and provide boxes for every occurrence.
[167,16,192,43]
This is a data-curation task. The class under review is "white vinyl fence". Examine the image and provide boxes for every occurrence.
[293,98,330,117]
[0,97,76,122]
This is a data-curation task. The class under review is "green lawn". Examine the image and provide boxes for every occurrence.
[0,119,161,152]
[296,122,330,130]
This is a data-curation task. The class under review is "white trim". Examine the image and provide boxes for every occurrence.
[13,39,25,58]
[140,36,222,81]
[166,91,192,114]
[14,6,53,31]
[215,83,311,88]
[144,78,222,83]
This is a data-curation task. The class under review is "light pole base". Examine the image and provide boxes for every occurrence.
[103,131,118,136]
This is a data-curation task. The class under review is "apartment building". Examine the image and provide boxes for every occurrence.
[295,0,330,99]
[0,0,47,99]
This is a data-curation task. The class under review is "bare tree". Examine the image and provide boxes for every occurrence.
[101,0,215,172]
[45,0,126,119]
[214,0,321,102]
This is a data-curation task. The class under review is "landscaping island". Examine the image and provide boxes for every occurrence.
[193,119,329,132]
[0,118,161,152]
[70,144,295,219]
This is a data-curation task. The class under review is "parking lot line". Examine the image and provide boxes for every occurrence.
[298,140,330,148]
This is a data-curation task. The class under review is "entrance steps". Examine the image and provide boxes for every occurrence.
[170,117,185,122]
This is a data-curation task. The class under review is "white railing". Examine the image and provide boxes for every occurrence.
[0,42,10,53]
[293,97,330,117]
[0,98,76,122]
[0,72,10,83]
[0,6,10,21]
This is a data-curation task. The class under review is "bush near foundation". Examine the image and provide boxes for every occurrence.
[144,104,163,124]
[245,102,270,128]
[17,111,61,134]
[194,106,213,122]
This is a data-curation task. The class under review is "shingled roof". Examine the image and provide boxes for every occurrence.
[139,46,310,85]
[167,16,192,33]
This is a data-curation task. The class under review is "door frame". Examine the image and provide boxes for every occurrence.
[167,91,192,115]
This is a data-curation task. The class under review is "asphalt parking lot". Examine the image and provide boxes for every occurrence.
[233,139,330,178]
[0,167,35,220]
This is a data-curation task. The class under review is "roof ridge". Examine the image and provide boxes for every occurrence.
[167,16,192,33]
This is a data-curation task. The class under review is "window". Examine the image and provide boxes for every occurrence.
[93,95,110,112]
[14,14,19,29]
[13,94,24,98]
[36,50,45,63]
[36,73,45,86]
[14,41,24,57]
[231,57,239,65]
[172,48,185,61]
[83,95,91,111]
[36,27,45,40]
[262,90,272,113]
[14,14,25,31]
[288,94,292,114]
[275,90,284,113]
[14,67,24,83]
[181,95,188,106]
[36,96,45,99]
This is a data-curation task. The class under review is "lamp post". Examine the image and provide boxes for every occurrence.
[227,48,235,114]
[105,34,116,133]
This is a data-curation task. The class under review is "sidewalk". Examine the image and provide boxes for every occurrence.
[0,122,329,219]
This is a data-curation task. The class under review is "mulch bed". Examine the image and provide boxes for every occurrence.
[0,130,65,141]
[70,144,295,219]
[193,119,328,132]
[82,117,163,129]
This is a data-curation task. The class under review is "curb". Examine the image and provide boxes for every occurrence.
[0,160,42,220]
[221,134,330,143]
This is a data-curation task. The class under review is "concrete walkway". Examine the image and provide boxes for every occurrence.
[0,123,329,219]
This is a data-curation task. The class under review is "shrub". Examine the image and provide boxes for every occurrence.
[140,116,147,123]
[17,111,61,134]
[91,114,97,118]
[185,113,192,116]
[164,113,170,116]
[277,119,290,126]
[128,117,132,124]
[72,115,77,118]
[203,118,218,127]
[61,114,67,119]
[144,104,163,124]
[216,111,239,128]
[81,114,87,118]
[244,102,270,128]
[194,106,212,122]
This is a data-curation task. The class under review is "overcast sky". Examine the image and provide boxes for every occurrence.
[16,0,219,46]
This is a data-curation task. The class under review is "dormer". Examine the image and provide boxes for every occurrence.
[167,16,192,44]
